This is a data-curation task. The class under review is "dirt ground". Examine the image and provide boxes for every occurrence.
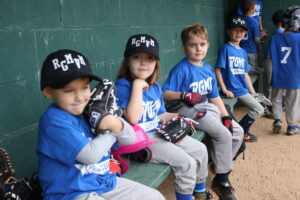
[158,105,300,200]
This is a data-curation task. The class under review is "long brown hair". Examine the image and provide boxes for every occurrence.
[116,57,160,86]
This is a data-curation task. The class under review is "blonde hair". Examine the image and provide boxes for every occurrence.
[181,24,208,45]
[116,57,160,86]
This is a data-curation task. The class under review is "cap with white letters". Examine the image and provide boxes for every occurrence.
[40,49,101,90]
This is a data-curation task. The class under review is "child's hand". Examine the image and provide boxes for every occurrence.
[223,90,234,98]
[98,114,124,134]
[133,79,149,91]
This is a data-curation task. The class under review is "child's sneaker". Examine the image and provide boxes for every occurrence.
[272,119,282,134]
[286,126,300,136]
[193,191,212,200]
[243,132,258,142]
[211,177,236,200]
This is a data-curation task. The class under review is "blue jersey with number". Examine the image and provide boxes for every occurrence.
[269,32,300,89]
[162,58,219,98]
[240,16,260,54]
[265,28,285,57]
[237,0,262,24]
[37,104,116,200]
[116,78,166,134]
[215,42,250,97]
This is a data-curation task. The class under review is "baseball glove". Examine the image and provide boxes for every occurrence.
[157,115,199,143]
[253,93,272,106]
[83,79,123,134]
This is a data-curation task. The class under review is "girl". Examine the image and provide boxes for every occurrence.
[115,34,211,200]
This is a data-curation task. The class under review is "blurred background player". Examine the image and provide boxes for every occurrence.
[267,6,300,136]
[263,9,285,120]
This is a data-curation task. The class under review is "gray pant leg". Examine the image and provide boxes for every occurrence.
[148,134,208,194]
[264,58,272,99]
[248,53,257,71]
[271,88,285,120]
[238,93,264,119]
[284,89,300,126]
[194,103,243,174]
[75,177,165,200]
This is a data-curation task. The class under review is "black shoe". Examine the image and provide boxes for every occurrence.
[193,191,213,200]
[272,119,282,134]
[211,177,236,200]
[243,132,258,142]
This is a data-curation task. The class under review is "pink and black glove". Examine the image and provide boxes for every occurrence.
[180,92,207,105]
[222,116,233,134]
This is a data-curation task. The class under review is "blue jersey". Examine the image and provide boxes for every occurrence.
[269,32,300,89]
[215,42,250,97]
[37,104,116,200]
[265,28,285,57]
[240,16,260,54]
[162,58,219,98]
[236,0,262,24]
[115,78,166,134]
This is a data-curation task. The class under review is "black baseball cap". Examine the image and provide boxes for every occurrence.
[228,16,248,31]
[124,34,160,59]
[40,49,102,90]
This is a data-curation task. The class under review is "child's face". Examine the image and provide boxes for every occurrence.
[128,52,156,80]
[43,77,91,116]
[182,35,209,66]
[228,27,247,44]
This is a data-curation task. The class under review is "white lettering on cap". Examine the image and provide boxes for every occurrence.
[131,36,155,48]
[52,54,86,71]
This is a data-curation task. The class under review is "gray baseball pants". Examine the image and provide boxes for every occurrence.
[238,93,264,119]
[272,88,300,126]
[75,177,165,200]
[148,134,208,194]
[192,103,244,174]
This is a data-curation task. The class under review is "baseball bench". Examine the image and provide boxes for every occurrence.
[122,74,258,188]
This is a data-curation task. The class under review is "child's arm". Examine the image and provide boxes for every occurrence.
[123,79,149,124]
[209,96,229,117]
[215,68,234,98]
[158,112,178,124]
[77,115,136,165]
[163,91,182,101]
[245,72,256,94]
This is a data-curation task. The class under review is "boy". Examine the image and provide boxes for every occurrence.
[239,0,263,75]
[236,0,265,35]
[263,9,285,120]
[268,6,300,136]
[215,16,264,142]
[37,49,165,200]
[163,24,244,200]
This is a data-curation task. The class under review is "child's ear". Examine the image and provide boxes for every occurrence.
[181,45,186,53]
[42,87,53,99]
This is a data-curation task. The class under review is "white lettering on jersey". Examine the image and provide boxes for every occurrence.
[75,159,110,175]
[281,46,292,64]
[229,56,246,75]
[142,100,161,121]
[189,77,212,95]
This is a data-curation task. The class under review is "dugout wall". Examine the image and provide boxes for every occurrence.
[0,0,297,178]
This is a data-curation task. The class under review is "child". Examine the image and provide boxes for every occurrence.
[267,6,300,136]
[239,0,263,75]
[115,34,210,200]
[215,16,264,143]
[162,24,243,200]
[263,9,285,120]
[236,0,265,35]
[37,49,165,200]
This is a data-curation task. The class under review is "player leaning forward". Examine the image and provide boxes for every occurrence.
[37,49,165,200]
[162,24,244,200]
[267,6,300,136]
